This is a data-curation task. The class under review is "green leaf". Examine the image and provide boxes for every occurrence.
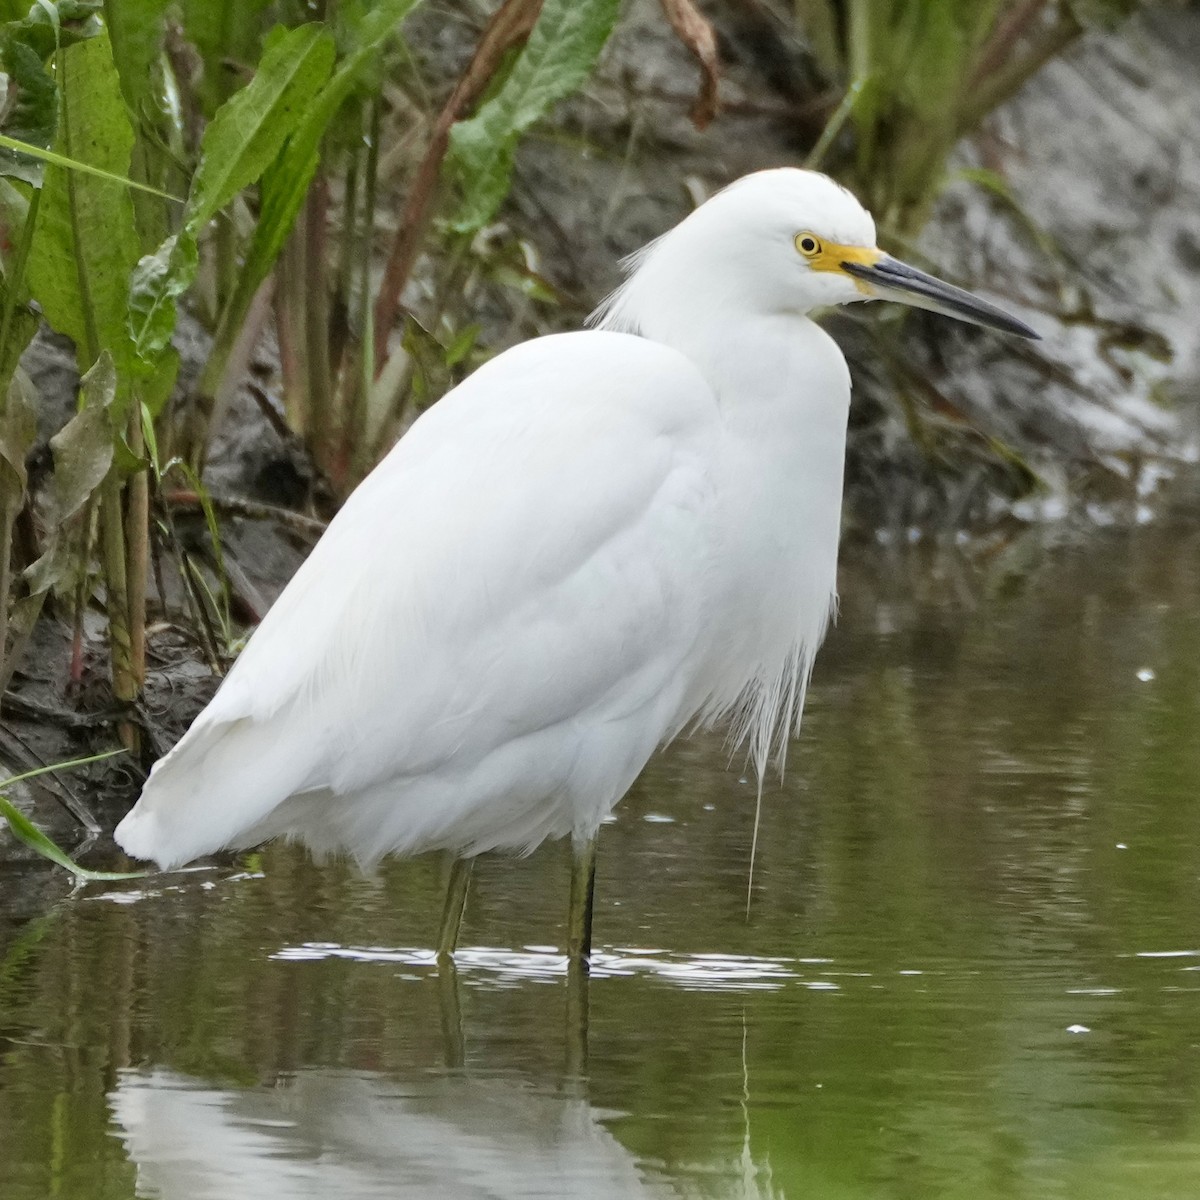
[181,0,273,116]
[3,1,103,62]
[186,23,336,235]
[241,0,419,311]
[127,231,196,366]
[25,31,142,379]
[0,39,58,184]
[23,351,117,597]
[444,322,480,367]
[0,2,108,186]
[102,0,171,120]
[447,0,621,234]
[0,133,180,198]
[127,23,336,369]
[47,351,117,515]
[0,367,35,508]
[0,748,145,880]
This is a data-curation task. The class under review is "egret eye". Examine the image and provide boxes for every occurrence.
[795,233,822,257]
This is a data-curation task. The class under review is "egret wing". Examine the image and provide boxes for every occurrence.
[117,332,719,868]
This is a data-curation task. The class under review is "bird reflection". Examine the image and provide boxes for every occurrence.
[110,1068,668,1200]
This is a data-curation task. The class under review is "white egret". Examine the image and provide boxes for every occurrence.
[116,169,1035,959]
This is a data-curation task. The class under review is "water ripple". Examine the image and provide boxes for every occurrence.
[268,942,839,992]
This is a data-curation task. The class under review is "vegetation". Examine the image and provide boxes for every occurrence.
[800,0,1140,238]
[0,0,1150,781]
[0,748,139,879]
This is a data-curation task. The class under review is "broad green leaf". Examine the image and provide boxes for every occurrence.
[102,0,171,118]
[0,1,108,185]
[186,23,335,234]
[241,0,419,312]
[128,24,336,368]
[447,0,621,234]
[26,31,141,381]
[3,0,103,61]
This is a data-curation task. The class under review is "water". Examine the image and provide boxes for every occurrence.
[2,528,1199,1199]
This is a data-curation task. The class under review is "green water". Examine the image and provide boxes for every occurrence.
[2,529,1199,1198]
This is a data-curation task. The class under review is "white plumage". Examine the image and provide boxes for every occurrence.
[116,169,1034,932]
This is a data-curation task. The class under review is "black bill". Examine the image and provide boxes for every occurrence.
[842,254,1039,340]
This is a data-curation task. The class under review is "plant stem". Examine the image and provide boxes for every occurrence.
[304,174,334,470]
[343,96,381,489]
[214,212,238,323]
[959,10,1082,135]
[125,406,149,689]
[0,497,14,701]
[0,189,40,375]
[188,273,274,469]
[99,472,138,751]
[372,0,544,374]
[969,0,1050,96]
[275,223,310,435]
[805,78,863,170]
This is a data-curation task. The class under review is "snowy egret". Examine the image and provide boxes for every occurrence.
[116,169,1035,959]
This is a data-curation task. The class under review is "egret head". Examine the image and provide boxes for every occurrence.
[596,168,1037,341]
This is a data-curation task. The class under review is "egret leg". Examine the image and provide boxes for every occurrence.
[566,834,598,963]
[437,954,465,1070]
[565,957,590,1078]
[437,855,474,958]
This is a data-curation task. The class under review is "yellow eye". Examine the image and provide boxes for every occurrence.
[795,233,822,257]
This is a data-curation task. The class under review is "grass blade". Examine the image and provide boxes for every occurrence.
[0,133,182,200]
[0,748,146,881]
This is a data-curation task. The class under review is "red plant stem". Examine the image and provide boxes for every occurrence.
[969,0,1049,95]
[304,175,334,469]
[372,0,545,375]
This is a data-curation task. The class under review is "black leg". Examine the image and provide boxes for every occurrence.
[565,956,590,1078]
[437,855,474,958]
[437,954,465,1069]
[566,833,598,963]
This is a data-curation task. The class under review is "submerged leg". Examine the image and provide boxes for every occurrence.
[437,954,466,1069]
[437,855,474,958]
[566,833,598,963]
[565,956,590,1078]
